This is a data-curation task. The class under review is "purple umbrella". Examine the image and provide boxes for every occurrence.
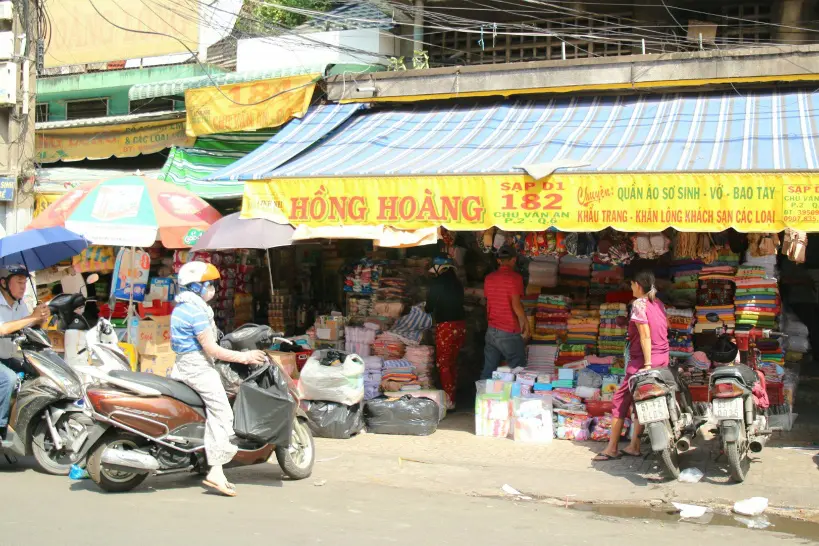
[192,213,296,292]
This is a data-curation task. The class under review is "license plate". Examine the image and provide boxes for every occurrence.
[635,397,669,424]
[712,398,744,421]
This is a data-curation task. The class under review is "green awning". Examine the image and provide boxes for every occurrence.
[158,130,278,199]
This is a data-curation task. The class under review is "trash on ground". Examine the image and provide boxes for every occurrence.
[672,502,708,519]
[501,484,533,500]
[678,468,704,483]
[734,497,769,516]
[734,515,772,530]
[313,480,327,487]
[68,464,89,480]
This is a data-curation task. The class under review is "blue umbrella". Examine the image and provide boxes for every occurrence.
[0,227,88,270]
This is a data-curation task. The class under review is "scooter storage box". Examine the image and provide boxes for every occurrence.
[364,395,440,436]
[233,364,296,445]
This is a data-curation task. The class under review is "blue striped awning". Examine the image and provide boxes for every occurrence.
[208,103,365,181]
[261,90,819,178]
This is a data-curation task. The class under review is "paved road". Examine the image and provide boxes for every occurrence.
[0,457,812,545]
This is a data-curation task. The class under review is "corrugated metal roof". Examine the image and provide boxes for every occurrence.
[36,111,184,131]
[298,3,395,31]
[128,66,327,101]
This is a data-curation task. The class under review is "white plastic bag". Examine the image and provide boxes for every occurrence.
[299,350,365,405]
[678,467,704,484]
[733,497,768,517]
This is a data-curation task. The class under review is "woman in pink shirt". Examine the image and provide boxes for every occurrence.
[594,271,669,461]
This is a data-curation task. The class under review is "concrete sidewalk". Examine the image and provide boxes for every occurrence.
[311,413,819,517]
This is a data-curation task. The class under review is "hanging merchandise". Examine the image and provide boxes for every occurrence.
[594,229,634,265]
[783,229,808,263]
[112,247,150,302]
[72,246,115,273]
[630,233,671,259]
[747,233,780,258]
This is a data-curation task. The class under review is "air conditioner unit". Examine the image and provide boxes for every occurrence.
[0,62,16,105]
[0,2,12,22]
[0,32,14,60]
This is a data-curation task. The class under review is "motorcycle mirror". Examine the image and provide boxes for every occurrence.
[706,312,720,323]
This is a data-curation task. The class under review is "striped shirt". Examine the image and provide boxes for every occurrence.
[170,301,211,354]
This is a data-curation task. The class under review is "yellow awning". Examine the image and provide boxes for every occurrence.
[185,75,318,137]
[242,172,818,233]
[292,225,438,248]
[36,118,193,164]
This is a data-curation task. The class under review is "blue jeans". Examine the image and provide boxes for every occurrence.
[0,361,17,428]
[482,327,526,379]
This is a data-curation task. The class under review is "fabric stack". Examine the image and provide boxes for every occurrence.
[757,338,785,381]
[344,326,377,357]
[363,356,383,400]
[376,276,407,301]
[668,262,702,308]
[590,263,624,297]
[389,304,433,345]
[528,258,559,289]
[405,345,435,388]
[526,345,557,377]
[533,295,571,343]
[344,261,381,295]
[598,303,628,356]
[566,308,599,348]
[666,307,695,358]
[558,257,592,289]
[380,359,418,392]
[734,277,780,329]
[372,333,406,360]
[695,267,736,332]
[556,344,587,367]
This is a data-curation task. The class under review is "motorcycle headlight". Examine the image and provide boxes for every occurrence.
[26,353,82,399]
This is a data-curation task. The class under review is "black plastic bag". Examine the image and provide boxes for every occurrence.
[364,395,440,436]
[233,364,296,445]
[305,401,363,439]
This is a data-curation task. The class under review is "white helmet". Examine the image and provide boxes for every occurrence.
[178,261,220,287]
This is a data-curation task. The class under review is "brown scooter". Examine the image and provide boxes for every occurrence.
[81,325,314,493]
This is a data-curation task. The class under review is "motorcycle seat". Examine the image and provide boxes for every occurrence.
[109,370,205,408]
[711,364,758,387]
[634,368,678,390]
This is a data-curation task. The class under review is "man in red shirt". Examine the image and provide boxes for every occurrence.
[482,245,529,379]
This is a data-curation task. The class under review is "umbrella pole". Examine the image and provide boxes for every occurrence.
[21,255,37,304]
[126,246,135,345]
[266,249,275,296]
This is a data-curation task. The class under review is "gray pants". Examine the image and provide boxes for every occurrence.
[482,327,526,379]
[171,352,238,466]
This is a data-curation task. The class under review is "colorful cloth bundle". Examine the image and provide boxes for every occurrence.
[591,415,631,442]
[559,256,592,288]
[528,258,559,288]
[405,345,436,388]
[695,305,735,324]
[590,262,625,296]
[344,260,382,294]
[598,303,628,357]
[566,308,599,347]
[372,333,406,360]
[527,344,557,375]
[666,307,694,358]
[734,278,780,328]
[556,344,587,367]
[389,304,432,345]
[380,359,418,392]
[534,294,570,343]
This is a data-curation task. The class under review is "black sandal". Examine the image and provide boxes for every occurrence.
[593,453,622,462]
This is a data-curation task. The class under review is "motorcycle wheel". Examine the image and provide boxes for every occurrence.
[726,441,749,483]
[30,418,78,476]
[658,447,681,480]
[275,417,315,480]
[87,431,148,493]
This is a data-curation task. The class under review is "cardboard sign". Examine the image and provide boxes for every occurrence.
[140,352,175,377]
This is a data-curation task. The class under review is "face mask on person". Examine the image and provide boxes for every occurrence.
[202,284,216,302]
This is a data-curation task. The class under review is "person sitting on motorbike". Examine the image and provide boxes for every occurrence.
[0,266,50,437]
[170,262,265,497]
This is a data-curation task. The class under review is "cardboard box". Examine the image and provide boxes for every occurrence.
[316,323,340,340]
[137,315,172,355]
[268,351,298,379]
[140,352,176,377]
[147,277,177,302]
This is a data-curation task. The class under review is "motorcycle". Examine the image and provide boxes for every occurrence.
[709,330,772,483]
[0,291,129,475]
[630,360,705,479]
[82,324,315,493]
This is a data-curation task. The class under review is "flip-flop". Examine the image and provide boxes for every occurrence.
[202,480,237,497]
[619,450,643,458]
[592,453,622,462]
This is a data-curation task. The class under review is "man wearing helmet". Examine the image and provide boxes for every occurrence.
[0,266,50,436]
[170,261,265,497]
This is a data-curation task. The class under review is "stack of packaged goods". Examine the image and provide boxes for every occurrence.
[475,380,514,438]
[233,294,254,327]
[347,295,375,317]
[526,344,557,379]
[533,295,570,343]
[404,345,435,388]
[380,359,418,392]
[345,326,377,357]
[566,308,599,350]
[344,260,381,295]
[598,303,628,357]
[666,308,695,358]
[268,289,293,334]
[556,344,586,367]
[363,356,383,400]
[512,396,553,444]
[590,415,631,442]
[734,277,780,330]
[695,267,736,332]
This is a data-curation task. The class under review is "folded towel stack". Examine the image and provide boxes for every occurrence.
[533,294,570,343]
[598,303,627,357]
[734,277,780,329]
